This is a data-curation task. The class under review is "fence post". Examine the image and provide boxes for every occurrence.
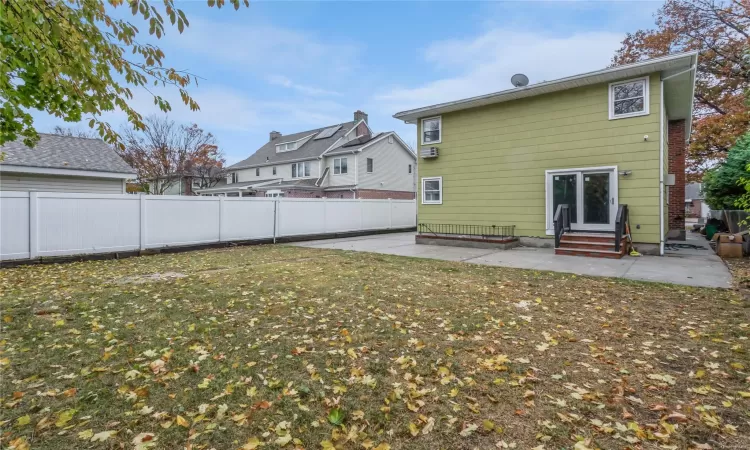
[389,198,393,229]
[218,196,225,242]
[359,198,364,231]
[139,194,147,251]
[273,199,278,244]
[323,197,327,233]
[29,192,38,259]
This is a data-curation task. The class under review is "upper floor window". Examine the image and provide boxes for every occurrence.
[609,77,649,120]
[227,172,238,184]
[334,157,348,175]
[256,168,260,177]
[408,164,412,174]
[366,158,374,173]
[292,161,311,178]
[421,116,442,145]
[272,166,277,175]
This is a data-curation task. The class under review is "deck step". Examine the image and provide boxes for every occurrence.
[555,247,626,259]
[561,233,617,244]
[558,240,622,251]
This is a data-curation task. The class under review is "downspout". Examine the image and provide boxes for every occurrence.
[658,79,665,256]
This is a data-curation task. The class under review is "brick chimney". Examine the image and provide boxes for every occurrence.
[353,110,368,124]
[269,131,281,142]
[668,119,686,241]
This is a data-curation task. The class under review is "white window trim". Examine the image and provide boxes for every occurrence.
[420,116,442,145]
[421,176,443,205]
[543,165,618,235]
[333,157,348,175]
[608,77,649,120]
[291,161,312,179]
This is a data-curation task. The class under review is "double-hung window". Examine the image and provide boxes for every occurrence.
[421,116,442,145]
[272,166,277,175]
[334,157,348,175]
[292,162,310,178]
[256,168,260,176]
[422,177,442,205]
[609,77,649,120]
[366,158,374,173]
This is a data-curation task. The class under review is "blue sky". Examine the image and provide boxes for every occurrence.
[32,1,664,165]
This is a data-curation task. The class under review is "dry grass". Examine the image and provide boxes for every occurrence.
[1,244,749,450]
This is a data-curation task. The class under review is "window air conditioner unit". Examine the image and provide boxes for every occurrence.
[420,147,439,159]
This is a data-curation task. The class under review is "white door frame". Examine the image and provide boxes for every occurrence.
[545,166,619,235]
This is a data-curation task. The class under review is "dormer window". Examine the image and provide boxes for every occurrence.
[275,133,315,153]
[276,142,297,152]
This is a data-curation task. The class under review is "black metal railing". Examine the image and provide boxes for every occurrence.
[553,204,571,248]
[418,223,515,239]
[614,204,629,252]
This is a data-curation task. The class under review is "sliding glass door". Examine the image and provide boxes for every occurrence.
[547,167,617,232]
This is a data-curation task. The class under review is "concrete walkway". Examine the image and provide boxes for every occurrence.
[292,232,732,288]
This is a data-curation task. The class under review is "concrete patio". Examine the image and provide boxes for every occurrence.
[292,231,732,288]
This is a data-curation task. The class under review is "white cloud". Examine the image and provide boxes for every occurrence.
[374,29,624,114]
[266,75,342,97]
[172,19,359,78]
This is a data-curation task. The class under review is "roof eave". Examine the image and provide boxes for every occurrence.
[393,51,699,123]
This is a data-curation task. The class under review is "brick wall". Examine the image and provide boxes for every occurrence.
[356,189,415,200]
[324,191,356,199]
[668,119,686,240]
[255,189,323,198]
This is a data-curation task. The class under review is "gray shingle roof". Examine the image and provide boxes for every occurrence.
[229,121,357,169]
[0,134,136,174]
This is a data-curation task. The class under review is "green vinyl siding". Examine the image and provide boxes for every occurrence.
[417,73,662,243]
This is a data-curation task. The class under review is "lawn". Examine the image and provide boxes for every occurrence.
[1,244,749,450]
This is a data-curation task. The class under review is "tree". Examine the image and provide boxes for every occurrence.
[703,132,750,210]
[1,0,248,149]
[51,126,98,139]
[120,115,225,195]
[612,0,750,173]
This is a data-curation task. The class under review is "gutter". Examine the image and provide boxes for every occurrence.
[393,50,699,123]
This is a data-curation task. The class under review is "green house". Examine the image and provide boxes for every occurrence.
[394,52,697,257]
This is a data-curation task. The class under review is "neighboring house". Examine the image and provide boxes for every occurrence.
[0,134,135,193]
[394,52,698,257]
[198,111,416,199]
[685,182,709,220]
[148,167,225,196]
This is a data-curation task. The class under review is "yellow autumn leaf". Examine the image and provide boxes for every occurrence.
[373,444,391,450]
[77,429,94,440]
[176,415,190,428]
[55,409,76,428]
[16,415,30,427]
[242,437,262,449]
[90,430,117,442]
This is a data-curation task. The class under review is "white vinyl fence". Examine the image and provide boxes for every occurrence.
[0,192,416,261]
